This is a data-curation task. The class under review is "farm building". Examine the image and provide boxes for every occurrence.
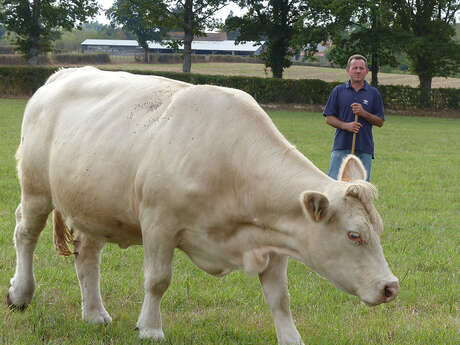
[80,39,264,56]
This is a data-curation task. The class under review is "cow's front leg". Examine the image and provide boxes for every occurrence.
[136,223,176,340]
[74,232,111,324]
[259,253,304,345]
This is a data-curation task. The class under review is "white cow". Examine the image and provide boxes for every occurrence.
[7,67,399,345]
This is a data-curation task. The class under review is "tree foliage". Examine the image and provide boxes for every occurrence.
[326,0,404,86]
[54,22,133,52]
[0,0,99,64]
[163,0,228,72]
[107,0,168,63]
[108,0,227,72]
[226,0,328,79]
[391,0,460,106]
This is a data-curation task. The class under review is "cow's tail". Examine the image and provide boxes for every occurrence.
[53,210,74,256]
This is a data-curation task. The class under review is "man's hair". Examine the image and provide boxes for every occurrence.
[347,54,368,68]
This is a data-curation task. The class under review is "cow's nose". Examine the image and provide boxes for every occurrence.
[383,281,400,302]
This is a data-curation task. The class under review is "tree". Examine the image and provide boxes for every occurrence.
[118,0,227,72]
[0,3,4,40]
[164,0,228,73]
[107,0,168,63]
[54,22,133,52]
[0,0,99,64]
[226,0,329,79]
[326,0,403,86]
[391,0,460,106]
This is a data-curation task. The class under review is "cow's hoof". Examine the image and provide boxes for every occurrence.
[83,310,112,324]
[137,327,165,341]
[6,294,27,311]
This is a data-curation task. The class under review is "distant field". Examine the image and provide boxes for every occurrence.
[0,99,458,345]
[99,61,460,89]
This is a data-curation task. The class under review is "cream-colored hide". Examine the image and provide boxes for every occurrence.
[8,67,399,345]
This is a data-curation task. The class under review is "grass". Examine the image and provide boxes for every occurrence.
[96,61,460,89]
[0,99,458,344]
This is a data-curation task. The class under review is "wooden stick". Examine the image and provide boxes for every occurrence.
[351,114,358,155]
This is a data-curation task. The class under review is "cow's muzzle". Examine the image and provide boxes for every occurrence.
[361,280,400,306]
[383,281,400,303]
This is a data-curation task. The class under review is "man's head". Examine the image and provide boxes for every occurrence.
[346,54,368,84]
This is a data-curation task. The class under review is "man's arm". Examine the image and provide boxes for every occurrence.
[351,103,385,127]
[325,115,362,133]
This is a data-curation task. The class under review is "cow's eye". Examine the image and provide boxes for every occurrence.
[347,231,363,245]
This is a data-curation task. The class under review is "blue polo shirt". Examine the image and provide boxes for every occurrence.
[323,80,384,158]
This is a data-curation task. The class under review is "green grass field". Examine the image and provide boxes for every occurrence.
[0,98,458,344]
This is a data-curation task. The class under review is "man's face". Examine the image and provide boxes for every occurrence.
[346,59,368,83]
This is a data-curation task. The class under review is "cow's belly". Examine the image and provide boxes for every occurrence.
[66,213,142,248]
[49,156,142,248]
[177,226,271,276]
[178,240,241,277]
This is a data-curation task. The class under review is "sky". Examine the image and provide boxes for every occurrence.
[96,0,245,25]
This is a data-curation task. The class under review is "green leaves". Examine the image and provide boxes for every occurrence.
[226,1,328,79]
[390,0,460,106]
[0,0,100,64]
[107,0,168,61]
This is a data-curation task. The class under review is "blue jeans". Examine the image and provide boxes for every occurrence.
[328,149,372,181]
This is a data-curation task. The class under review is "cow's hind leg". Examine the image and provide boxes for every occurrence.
[74,232,111,324]
[7,197,52,310]
[136,217,176,340]
[259,253,304,345]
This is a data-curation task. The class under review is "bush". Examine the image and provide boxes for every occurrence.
[54,53,111,64]
[147,53,263,64]
[0,66,58,96]
[378,84,460,110]
[0,66,458,111]
[0,54,50,65]
[0,53,110,65]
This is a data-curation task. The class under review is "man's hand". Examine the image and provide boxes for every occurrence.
[351,102,385,127]
[343,120,362,133]
[351,102,365,116]
[325,115,362,133]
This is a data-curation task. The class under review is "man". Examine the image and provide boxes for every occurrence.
[323,54,385,181]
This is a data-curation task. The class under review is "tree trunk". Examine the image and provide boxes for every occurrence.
[370,6,379,87]
[28,0,41,65]
[144,48,148,63]
[269,40,285,79]
[272,63,283,79]
[371,52,379,87]
[182,0,193,73]
[418,74,432,108]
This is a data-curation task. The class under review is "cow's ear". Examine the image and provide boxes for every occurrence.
[338,155,367,182]
[300,191,330,222]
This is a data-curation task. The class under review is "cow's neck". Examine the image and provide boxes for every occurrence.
[241,145,331,232]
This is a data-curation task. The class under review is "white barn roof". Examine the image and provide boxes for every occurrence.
[81,39,263,54]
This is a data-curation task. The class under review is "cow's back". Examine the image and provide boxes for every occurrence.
[18,67,192,245]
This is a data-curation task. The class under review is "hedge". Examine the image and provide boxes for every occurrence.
[53,53,111,65]
[0,66,458,111]
[147,53,263,64]
[0,53,110,66]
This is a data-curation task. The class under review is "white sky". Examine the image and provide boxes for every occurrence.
[96,0,245,25]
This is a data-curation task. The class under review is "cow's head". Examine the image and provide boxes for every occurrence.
[299,155,399,306]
